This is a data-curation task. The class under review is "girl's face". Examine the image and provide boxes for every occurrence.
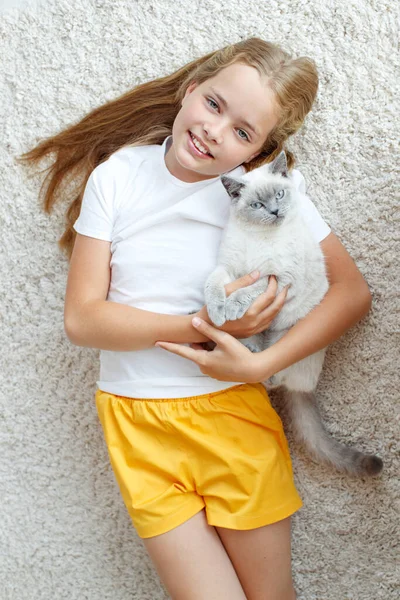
[165,62,280,183]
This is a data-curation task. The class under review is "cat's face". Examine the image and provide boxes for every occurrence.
[221,151,297,228]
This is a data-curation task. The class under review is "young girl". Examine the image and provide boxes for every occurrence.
[18,38,372,600]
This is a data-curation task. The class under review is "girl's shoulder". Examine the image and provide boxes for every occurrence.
[108,142,157,170]
[114,141,159,161]
[289,167,307,194]
[289,168,331,242]
[90,142,158,185]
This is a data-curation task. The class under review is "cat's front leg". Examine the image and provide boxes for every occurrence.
[238,333,265,353]
[204,265,233,326]
[225,278,268,321]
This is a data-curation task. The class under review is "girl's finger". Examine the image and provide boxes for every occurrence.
[190,317,231,345]
[267,274,278,293]
[156,318,231,359]
[190,343,207,350]
[262,275,280,303]
[259,285,289,318]
[247,275,278,313]
[155,340,206,363]
[225,270,260,297]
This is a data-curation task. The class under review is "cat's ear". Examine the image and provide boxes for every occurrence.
[270,150,288,178]
[221,176,245,202]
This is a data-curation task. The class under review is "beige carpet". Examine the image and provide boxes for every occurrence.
[1,0,398,598]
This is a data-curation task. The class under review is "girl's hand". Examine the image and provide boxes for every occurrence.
[156,318,262,382]
[196,272,289,339]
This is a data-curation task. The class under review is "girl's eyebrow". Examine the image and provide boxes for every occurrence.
[209,86,260,137]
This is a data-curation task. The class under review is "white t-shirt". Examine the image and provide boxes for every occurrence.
[73,135,331,398]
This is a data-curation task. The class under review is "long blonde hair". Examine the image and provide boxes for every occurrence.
[16,37,319,261]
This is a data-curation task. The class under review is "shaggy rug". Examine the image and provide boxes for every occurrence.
[1,0,398,598]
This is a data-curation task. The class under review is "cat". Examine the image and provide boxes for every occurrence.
[203,151,383,477]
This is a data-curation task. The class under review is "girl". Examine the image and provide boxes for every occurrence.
[18,38,371,600]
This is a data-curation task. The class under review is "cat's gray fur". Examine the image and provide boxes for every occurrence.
[204,151,382,477]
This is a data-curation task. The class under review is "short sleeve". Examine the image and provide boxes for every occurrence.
[73,160,115,242]
[291,168,331,243]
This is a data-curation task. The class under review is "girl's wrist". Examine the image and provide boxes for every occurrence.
[251,349,274,382]
[186,313,212,343]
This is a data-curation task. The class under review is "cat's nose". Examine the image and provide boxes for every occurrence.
[270,209,279,216]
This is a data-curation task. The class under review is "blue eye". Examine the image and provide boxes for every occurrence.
[237,129,249,140]
[206,98,250,141]
[275,190,285,200]
[207,98,218,110]
[250,202,264,209]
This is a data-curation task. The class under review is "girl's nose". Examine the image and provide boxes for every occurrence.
[203,126,223,145]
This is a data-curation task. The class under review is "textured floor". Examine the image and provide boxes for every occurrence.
[0,0,39,13]
[1,1,398,598]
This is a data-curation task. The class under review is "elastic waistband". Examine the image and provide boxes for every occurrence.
[96,383,261,403]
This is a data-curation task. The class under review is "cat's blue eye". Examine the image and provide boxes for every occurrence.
[275,190,285,200]
[250,202,264,209]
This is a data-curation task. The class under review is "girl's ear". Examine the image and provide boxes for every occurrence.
[182,81,198,104]
[244,152,260,163]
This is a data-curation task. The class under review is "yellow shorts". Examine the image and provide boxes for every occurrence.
[95,382,303,539]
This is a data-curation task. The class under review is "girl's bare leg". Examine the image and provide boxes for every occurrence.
[142,508,247,600]
[215,516,297,600]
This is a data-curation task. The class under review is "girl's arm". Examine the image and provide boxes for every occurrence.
[66,301,210,351]
[64,233,264,351]
[64,234,210,351]
[251,232,372,380]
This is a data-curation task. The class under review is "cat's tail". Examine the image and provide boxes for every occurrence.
[284,390,383,477]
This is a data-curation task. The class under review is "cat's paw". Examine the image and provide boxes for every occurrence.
[263,375,280,390]
[207,301,227,327]
[242,341,261,353]
[240,334,264,353]
[225,293,253,321]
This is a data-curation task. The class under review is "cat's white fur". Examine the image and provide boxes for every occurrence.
[214,181,328,391]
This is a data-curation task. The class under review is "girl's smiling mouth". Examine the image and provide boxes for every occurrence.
[188,131,214,158]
